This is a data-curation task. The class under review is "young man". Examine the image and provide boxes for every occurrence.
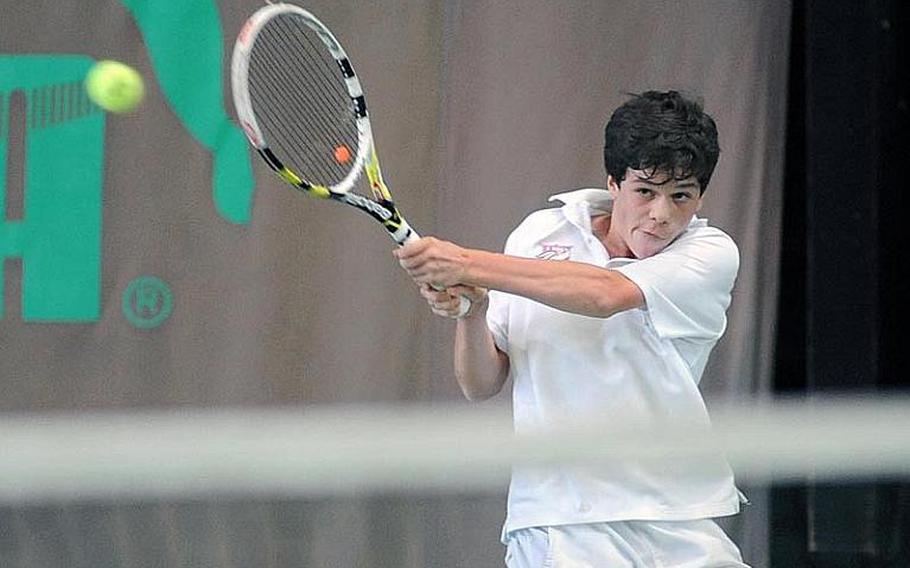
[395,91,748,567]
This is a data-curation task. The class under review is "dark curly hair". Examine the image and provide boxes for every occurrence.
[603,91,719,194]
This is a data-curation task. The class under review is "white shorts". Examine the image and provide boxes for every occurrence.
[504,519,749,568]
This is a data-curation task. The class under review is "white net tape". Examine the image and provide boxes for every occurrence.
[2,395,909,503]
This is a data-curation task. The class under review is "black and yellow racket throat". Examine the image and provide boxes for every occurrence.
[257,147,406,231]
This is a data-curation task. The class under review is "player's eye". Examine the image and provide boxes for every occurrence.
[635,188,653,197]
[673,193,693,201]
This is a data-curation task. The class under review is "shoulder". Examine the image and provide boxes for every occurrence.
[511,207,565,235]
[615,223,740,340]
[503,207,565,253]
[665,223,740,275]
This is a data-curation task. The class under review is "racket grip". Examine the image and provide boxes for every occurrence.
[453,295,472,318]
[400,227,473,319]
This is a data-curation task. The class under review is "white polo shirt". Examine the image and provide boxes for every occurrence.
[487,188,742,539]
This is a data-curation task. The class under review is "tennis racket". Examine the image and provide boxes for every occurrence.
[231,2,470,317]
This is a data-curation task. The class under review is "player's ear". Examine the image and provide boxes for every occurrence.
[695,189,705,212]
[607,175,621,195]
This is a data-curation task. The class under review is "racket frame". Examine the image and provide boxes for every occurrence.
[231,2,412,243]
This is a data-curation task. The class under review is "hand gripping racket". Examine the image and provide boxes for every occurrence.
[231,2,470,317]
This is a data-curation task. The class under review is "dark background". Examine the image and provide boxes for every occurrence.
[773,0,909,565]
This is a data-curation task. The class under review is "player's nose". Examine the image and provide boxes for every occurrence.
[649,196,672,224]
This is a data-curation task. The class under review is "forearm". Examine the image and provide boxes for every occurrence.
[461,250,644,318]
[454,297,509,401]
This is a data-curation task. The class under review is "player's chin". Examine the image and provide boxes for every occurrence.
[630,239,669,259]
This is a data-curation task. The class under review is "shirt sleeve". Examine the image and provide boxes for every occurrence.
[485,229,520,352]
[485,290,510,352]
[612,227,740,341]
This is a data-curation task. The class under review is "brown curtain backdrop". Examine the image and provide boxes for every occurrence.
[0,1,789,566]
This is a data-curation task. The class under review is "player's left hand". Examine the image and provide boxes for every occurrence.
[394,236,470,288]
[419,283,488,319]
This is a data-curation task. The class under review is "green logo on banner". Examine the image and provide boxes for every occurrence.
[124,0,255,224]
[1,0,256,324]
[122,276,173,329]
[0,56,105,321]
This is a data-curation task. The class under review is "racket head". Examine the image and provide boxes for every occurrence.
[230,3,374,196]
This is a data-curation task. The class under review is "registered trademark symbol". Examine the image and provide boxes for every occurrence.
[122,276,173,329]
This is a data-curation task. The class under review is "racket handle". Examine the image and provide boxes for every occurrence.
[400,226,472,319]
[454,295,473,318]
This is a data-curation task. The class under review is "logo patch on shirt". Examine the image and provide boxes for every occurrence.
[536,243,573,260]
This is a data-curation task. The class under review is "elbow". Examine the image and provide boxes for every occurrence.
[593,271,645,317]
[457,373,506,402]
[579,291,623,318]
[589,278,643,318]
[455,349,509,402]
[462,385,501,402]
[594,300,624,319]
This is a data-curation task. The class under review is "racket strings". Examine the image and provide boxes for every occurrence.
[247,13,360,188]
[248,74,324,160]
[253,20,355,184]
[260,16,357,143]
[269,19,353,138]
[266,21,353,156]
[273,13,362,152]
[250,55,340,178]
[281,18,353,105]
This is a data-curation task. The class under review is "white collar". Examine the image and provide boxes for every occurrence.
[546,188,613,233]
[548,188,614,213]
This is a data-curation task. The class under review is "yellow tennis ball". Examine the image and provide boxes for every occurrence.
[85,60,145,113]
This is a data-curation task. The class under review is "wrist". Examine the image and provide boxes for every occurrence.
[460,290,489,320]
[460,247,482,286]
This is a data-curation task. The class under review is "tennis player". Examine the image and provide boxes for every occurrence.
[396,90,748,567]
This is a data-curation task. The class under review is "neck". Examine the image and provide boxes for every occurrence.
[592,214,633,259]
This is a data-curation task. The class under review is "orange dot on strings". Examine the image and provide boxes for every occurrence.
[333,144,352,164]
